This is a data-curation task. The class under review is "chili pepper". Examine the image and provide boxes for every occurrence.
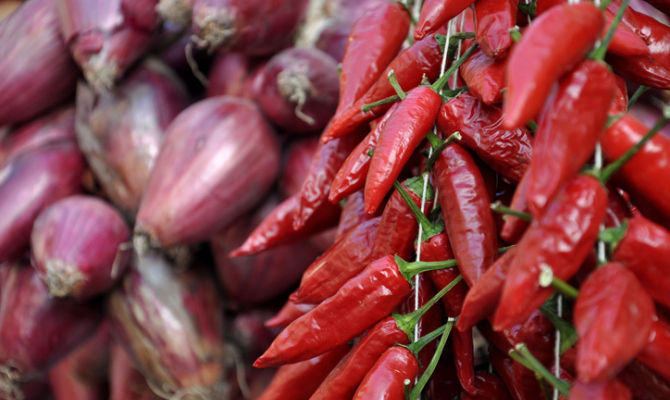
[414,0,474,40]
[503,2,603,129]
[524,60,615,216]
[352,346,419,400]
[637,315,670,382]
[603,7,649,57]
[610,75,629,115]
[426,352,461,400]
[334,191,371,240]
[462,372,512,400]
[336,2,410,115]
[489,346,545,400]
[493,175,607,330]
[574,262,655,382]
[437,93,532,182]
[619,360,670,400]
[408,275,444,375]
[230,195,340,257]
[611,215,670,309]
[321,29,445,142]
[295,132,363,229]
[265,300,316,328]
[500,172,531,244]
[570,379,632,400]
[257,344,350,400]
[290,216,380,304]
[459,47,507,105]
[474,0,517,59]
[433,143,499,288]
[601,114,670,221]
[254,255,455,367]
[329,103,399,204]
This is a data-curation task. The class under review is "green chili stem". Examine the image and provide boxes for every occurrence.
[510,344,572,396]
[490,201,532,221]
[628,85,649,109]
[432,43,479,93]
[361,95,400,113]
[424,132,462,172]
[599,0,615,10]
[591,0,629,61]
[539,264,579,299]
[388,70,407,100]
[396,255,458,281]
[498,245,516,254]
[393,181,441,240]
[409,319,454,400]
[528,120,538,133]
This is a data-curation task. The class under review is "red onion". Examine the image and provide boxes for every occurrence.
[0,106,76,168]
[0,142,85,262]
[31,195,130,299]
[280,137,320,198]
[76,59,189,216]
[206,52,254,99]
[252,47,339,134]
[230,310,280,361]
[0,260,103,398]
[135,97,280,248]
[108,253,226,399]
[110,343,161,400]
[191,0,308,55]
[0,0,78,126]
[0,2,21,21]
[57,0,158,91]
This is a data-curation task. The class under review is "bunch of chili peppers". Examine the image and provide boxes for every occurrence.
[233,0,670,398]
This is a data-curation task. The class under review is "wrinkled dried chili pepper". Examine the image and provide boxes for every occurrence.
[474,0,517,59]
[415,0,474,40]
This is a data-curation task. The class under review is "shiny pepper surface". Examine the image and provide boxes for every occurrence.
[352,346,419,400]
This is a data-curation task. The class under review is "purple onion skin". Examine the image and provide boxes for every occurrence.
[211,197,321,307]
[108,253,226,399]
[253,47,339,134]
[135,97,280,248]
[0,142,85,263]
[0,0,78,126]
[280,137,320,198]
[57,0,158,91]
[230,310,280,361]
[76,60,189,216]
[206,52,254,99]
[109,343,161,400]
[0,106,76,168]
[0,260,103,398]
[191,0,308,55]
[31,195,131,300]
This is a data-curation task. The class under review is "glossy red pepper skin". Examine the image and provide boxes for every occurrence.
[524,60,615,216]
[329,103,399,203]
[415,0,474,40]
[494,175,607,330]
[257,344,350,400]
[254,255,411,367]
[456,247,518,332]
[489,346,545,400]
[500,172,531,244]
[612,215,670,309]
[291,217,380,304]
[334,191,371,240]
[474,0,517,59]
[437,93,532,182]
[638,316,670,382]
[460,47,507,105]
[352,346,419,400]
[462,372,512,400]
[230,195,340,257]
[433,143,499,288]
[321,30,444,142]
[618,361,670,400]
[365,87,442,214]
[603,8,649,57]
[603,114,670,221]
[503,3,603,129]
[336,3,409,115]
[265,300,316,328]
[570,379,632,400]
[310,316,409,400]
[574,263,655,382]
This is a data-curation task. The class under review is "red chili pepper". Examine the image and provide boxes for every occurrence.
[334,191,372,240]
[574,262,655,382]
[602,114,670,220]
[256,344,350,400]
[500,172,531,244]
[570,379,632,400]
[365,87,442,214]
[414,0,474,40]
[484,310,556,367]
[336,3,410,115]
[603,8,649,57]
[489,346,545,400]
[321,29,445,142]
[474,0,517,59]
[329,103,399,203]
[610,75,629,115]
[265,300,316,328]
[254,255,412,367]
[462,372,512,400]
[524,60,615,216]
[618,360,670,400]
[456,247,518,332]
[230,195,340,257]
[494,175,607,331]
[352,346,419,400]
[503,2,603,129]
[637,315,670,382]
[426,352,462,399]
[459,47,507,105]
[437,93,532,182]
[290,216,380,304]
[310,316,409,400]
[433,143,499,287]
[612,215,670,309]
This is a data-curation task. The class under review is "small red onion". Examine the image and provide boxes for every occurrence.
[0,106,76,168]
[252,47,339,134]
[230,310,280,361]
[135,97,280,248]
[31,195,130,299]
[76,59,189,216]
[0,260,103,398]
[191,0,308,55]
[280,137,320,198]
[109,343,161,400]
[0,142,85,262]
[206,52,253,99]
[57,0,158,91]
[0,0,78,126]
[108,253,226,399]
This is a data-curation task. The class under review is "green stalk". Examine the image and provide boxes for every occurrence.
[538,265,579,299]
[509,344,572,396]
[393,181,442,240]
[590,0,629,61]
[490,201,532,221]
[432,43,479,93]
[361,95,400,113]
[387,70,407,100]
[628,85,649,109]
[424,132,462,172]
[409,319,454,400]
[396,255,458,282]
